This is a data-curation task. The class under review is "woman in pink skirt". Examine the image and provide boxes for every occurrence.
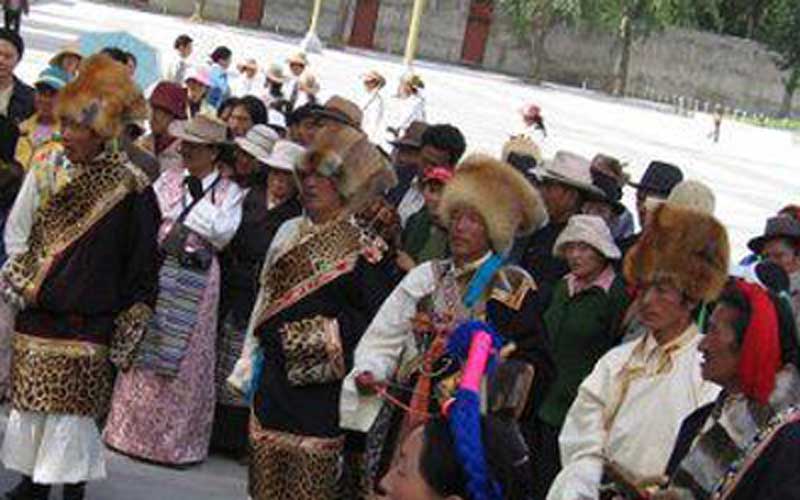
[104,114,244,465]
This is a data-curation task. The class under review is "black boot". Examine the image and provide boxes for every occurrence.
[5,477,50,500]
[4,476,32,500]
[61,484,85,500]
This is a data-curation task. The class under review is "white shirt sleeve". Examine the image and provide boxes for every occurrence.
[4,170,39,258]
[547,354,615,500]
[183,183,245,250]
[340,262,437,432]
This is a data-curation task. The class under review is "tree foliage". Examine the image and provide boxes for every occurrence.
[757,0,800,116]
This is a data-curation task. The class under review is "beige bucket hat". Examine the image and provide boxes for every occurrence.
[554,214,621,260]
[540,151,604,196]
[265,139,306,172]
[168,114,229,144]
[234,124,279,163]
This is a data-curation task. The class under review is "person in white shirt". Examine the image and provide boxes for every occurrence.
[231,59,262,98]
[385,73,426,143]
[547,203,730,500]
[165,34,193,84]
[360,70,386,144]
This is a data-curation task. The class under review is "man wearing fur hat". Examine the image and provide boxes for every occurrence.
[547,204,726,500]
[340,154,556,494]
[227,125,400,500]
[0,54,160,500]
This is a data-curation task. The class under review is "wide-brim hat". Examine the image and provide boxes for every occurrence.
[234,124,279,163]
[389,120,428,149]
[49,43,82,68]
[237,59,258,73]
[299,72,320,95]
[585,169,625,215]
[286,51,309,67]
[362,70,386,87]
[298,126,396,211]
[624,203,729,303]
[440,154,549,254]
[265,139,305,172]
[57,54,147,139]
[629,161,684,198]
[554,214,621,260]
[748,215,800,254]
[314,95,363,129]
[169,114,229,145]
[266,63,288,84]
[539,151,604,196]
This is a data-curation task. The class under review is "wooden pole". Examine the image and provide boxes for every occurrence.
[403,0,427,67]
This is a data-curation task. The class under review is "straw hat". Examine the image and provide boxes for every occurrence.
[299,72,320,95]
[286,52,309,67]
[401,73,424,90]
[168,114,229,144]
[362,70,386,88]
[237,58,258,73]
[266,64,287,84]
[234,124,279,163]
[314,95,363,129]
[265,139,305,172]
[49,42,82,68]
[554,215,621,260]
[539,151,604,196]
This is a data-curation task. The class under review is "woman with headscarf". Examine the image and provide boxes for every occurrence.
[652,279,800,499]
[211,129,304,459]
[104,114,245,466]
[134,81,187,179]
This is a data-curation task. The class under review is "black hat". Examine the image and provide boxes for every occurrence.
[628,161,683,198]
[0,29,23,59]
[587,169,625,214]
[747,216,800,254]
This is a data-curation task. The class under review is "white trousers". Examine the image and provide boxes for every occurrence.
[1,409,106,484]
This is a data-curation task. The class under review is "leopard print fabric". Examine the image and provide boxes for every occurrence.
[10,333,113,417]
[280,315,345,387]
[249,416,344,500]
[3,152,147,306]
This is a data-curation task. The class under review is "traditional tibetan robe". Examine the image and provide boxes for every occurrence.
[340,254,555,488]
[228,211,398,500]
[664,365,800,500]
[547,325,720,500]
[0,151,160,484]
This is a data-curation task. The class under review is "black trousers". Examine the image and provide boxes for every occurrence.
[4,9,21,32]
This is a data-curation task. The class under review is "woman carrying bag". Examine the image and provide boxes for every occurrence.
[104,114,245,466]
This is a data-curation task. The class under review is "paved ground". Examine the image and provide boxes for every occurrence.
[4,0,799,497]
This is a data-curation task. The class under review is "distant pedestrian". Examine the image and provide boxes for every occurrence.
[711,103,723,142]
[360,70,386,144]
[207,46,232,109]
[165,34,193,84]
[2,0,27,33]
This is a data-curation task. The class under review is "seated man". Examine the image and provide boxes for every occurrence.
[657,279,800,499]
[547,204,727,500]
[340,154,555,492]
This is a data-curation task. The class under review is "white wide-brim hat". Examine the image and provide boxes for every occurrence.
[265,139,305,172]
[554,214,621,260]
[540,150,604,196]
[234,124,279,163]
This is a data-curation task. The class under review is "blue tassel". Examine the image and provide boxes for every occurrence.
[463,254,504,310]
[245,346,264,404]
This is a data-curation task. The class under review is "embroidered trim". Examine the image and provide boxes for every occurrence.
[2,153,141,305]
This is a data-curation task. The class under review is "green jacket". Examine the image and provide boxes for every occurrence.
[401,208,449,265]
[538,273,630,428]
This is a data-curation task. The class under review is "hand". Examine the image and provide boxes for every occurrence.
[355,371,384,395]
[395,251,416,272]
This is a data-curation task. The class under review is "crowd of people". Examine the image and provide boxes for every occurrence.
[0,24,799,500]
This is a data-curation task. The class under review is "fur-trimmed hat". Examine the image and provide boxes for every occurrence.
[56,54,147,139]
[440,154,548,254]
[623,203,729,303]
[297,126,396,211]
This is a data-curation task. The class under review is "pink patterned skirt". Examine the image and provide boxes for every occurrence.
[103,260,220,465]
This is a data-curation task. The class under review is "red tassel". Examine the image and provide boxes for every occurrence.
[736,281,782,405]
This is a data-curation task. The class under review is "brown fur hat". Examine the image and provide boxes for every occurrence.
[298,126,397,211]
[440,154,548,254]
[624,203,730,302]
[57,54,147,139]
